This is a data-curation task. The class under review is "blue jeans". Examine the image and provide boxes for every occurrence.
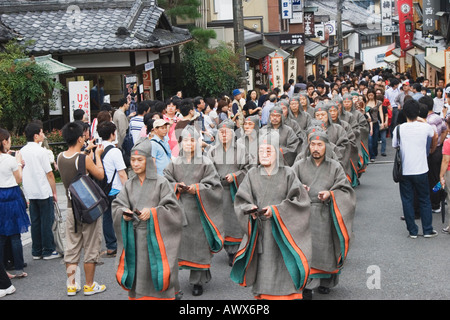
[399,173,434,236]
[369,122,379,159]
[0,234,24,272]
[379,128,387,154]
[29,197,55,257]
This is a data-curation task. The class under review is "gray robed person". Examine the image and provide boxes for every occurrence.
[327,101,360,188]
[231,130,312,300]
[292,131,356,299]
[164,125,224,296]
[112,138,184,300]
[237,115,260,165]
[288,94,313,130]
[313,101,350,169]
[207,119,252,265]
[260,105,300,167]
[342,93,370,175]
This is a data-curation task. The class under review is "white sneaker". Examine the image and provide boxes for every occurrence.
[43,251,62,260]
[0,285,16,298]
[83,282,106,296]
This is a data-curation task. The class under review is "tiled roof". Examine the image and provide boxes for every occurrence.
[0,0,192,55]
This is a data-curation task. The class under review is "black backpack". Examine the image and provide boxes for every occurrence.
[121,128,133,167]
[94,145,117,197]
[68,153,109,226]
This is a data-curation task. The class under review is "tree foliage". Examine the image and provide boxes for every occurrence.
[0,40,63,134]
[181,41,242,98]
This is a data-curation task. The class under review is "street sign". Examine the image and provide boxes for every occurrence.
[280,33,305,47]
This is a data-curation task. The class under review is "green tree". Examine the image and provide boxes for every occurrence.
[0,40,63,134]
[181,41,242,98]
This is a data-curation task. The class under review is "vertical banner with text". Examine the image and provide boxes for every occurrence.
[69,81,90,123]
[397,0,414,51]
[270,56,285,91]
[422,0,439,34]
[381,0,393,35]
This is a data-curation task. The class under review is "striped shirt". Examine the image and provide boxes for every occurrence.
[129,115,145,144]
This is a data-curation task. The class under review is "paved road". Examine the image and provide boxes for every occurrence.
[4,137,450,302]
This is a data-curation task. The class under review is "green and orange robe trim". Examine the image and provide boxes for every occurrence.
[309,191,351,279]
[174,183,224,271]
[230,205,310,299]
[116,208,172,295]
[348,159,359,188]
[226,173,243,247]
[358,141,370,174]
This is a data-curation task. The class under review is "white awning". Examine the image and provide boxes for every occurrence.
[384,54,399,63]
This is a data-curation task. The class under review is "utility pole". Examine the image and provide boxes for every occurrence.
[233,0,247,89]
[337,0,344,75]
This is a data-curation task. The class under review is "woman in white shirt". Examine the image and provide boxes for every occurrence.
[433,87,445,117]
[0,128,30,279]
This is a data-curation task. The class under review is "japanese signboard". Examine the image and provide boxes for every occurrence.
[397,0,414,51]
[426,47,437,88]
[290,11,303,24]
[287,58,297,82]
[304,12,315,37]
[422,0,439,34]
[254,63,263,87]
[270,56,284,91]
[324,21,336,36]
[292,0,302,11]
[281,0,292,19]
[381,0,393,35]
[280,33,305,47]
[69,81,90,123]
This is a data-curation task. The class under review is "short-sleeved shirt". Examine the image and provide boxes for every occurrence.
[426,113,447,145]
[442,138,450,171]
[20,142,53,199]
[101,141,127,193]
[392,121,435,175]
[0,153,19,188]
[150,135,172,176]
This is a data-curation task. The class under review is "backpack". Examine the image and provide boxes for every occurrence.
[94,145,117,197]
[121,128,133,167]
[68,153,109,226]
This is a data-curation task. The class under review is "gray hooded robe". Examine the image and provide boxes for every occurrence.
[292,132,356,290]
[112,138,184,300]
[163,126,224,285]
[260,105,300,167]
[207,119,253,256]
[231,130,312,300]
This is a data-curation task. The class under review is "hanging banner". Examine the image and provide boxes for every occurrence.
[397,0,414,51]
[304,12,315,37]
[422,0,439,34]
[445,49,450,88]
[381,0,393,35]
[270,55,284,91]
[426,47,437,88]
[124,74,139,115]
[287,58,298,82]
[69,81,90,123]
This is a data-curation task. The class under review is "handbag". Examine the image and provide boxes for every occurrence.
[392,125,403,183]
[53,201,66,255]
